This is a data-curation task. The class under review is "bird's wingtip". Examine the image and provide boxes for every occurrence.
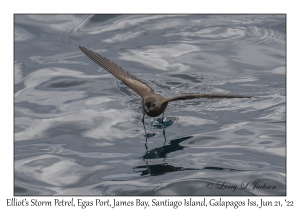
[79,45,86,50]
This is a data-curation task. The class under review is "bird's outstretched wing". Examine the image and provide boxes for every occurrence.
[167,94,252,102]
[79,46,154,97]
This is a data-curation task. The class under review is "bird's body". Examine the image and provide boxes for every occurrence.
[79,46,252,120]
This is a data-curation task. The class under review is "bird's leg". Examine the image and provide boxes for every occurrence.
[142,112,147,136]
[142,112,148,149]
[162,112,167,145]
[163,128,167,146]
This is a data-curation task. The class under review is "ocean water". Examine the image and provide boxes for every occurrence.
[14,14,286,195]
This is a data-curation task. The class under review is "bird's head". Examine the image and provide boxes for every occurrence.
[142,95,168,117]
[143,96,157,115]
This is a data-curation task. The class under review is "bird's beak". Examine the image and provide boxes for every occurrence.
[144,106,150,113]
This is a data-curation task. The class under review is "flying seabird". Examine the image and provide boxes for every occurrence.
[79,46,253,137]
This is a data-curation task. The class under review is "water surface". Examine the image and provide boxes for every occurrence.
[14,14,286,195]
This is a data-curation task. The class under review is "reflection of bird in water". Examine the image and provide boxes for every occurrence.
[79,46,253,143]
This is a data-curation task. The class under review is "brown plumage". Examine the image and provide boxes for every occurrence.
[79,46,255,140]
[79,46,253,119]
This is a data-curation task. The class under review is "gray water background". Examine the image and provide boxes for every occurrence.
[14,15,286,195]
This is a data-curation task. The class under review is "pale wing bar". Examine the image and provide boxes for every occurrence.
[79,46,154,97]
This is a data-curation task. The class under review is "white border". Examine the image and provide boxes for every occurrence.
[2,0,296,209]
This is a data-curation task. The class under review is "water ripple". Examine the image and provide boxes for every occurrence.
[14,14,286,195]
